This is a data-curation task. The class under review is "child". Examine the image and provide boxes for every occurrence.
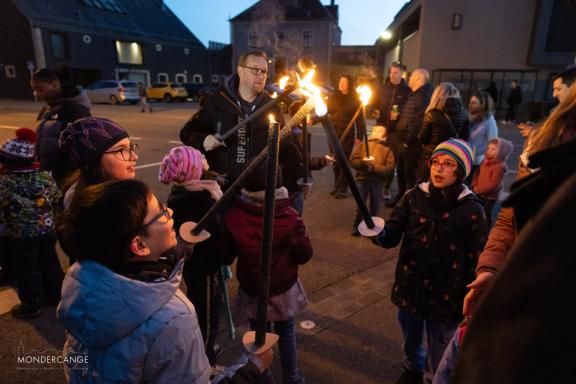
[471,138,514,229]
[431,320,469,384]
[222,163,313,384]
[370,139,487,384]
[0,128,63,318]
[349,125,395,236]
[159,145,225,364]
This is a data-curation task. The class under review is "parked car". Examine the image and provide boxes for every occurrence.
[181,83,208,101]
[84,80,140,105]
[146,82,188,103]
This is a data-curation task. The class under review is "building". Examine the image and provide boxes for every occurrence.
[376,0,576,118]
[0,0,209,99]
[331,45,377,86]
[230,0,342,85]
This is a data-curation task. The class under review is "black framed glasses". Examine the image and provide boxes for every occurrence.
[240,65,268,77]
[104,143,139,161]
[142,202,172,230]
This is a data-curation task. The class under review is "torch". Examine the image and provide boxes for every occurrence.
[314,95,384,238]
[356,84,373,162]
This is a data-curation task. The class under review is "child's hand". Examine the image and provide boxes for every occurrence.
[463,271,495,317]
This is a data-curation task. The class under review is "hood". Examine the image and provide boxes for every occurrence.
[223,74,266,115]
[47,86,92,110]
[418,181,476,201]
[57,258,184,349]
[414,82,433,96]
[237,187,293,215]
[445,97,464,115]
[493,137,514,163]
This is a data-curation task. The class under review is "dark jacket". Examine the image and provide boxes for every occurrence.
[373,182,486,322]
[506,86,522,106]
[418,98,469,156]
[374,79,412,133]
[396,83,433,146]
[349,138,395,182]
[222,190,313,297]
[180,75,302,185]
[36,85,91,185]
[327,90,365,142]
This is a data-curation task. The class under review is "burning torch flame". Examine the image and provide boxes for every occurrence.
[279,76,290,90]
[268,114,277,124]
[298,69,328,117]
[356,85,372,107]
[271,92,278,98]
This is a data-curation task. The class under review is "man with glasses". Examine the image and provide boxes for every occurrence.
[180,50,303,187]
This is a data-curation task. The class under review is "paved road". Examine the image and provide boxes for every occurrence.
[0,99,525,383]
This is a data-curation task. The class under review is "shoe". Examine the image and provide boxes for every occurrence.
[351,229,361,237]
[395,367,423,384]
[329,189,338,195]
[11,303,41,319]
[334,191,350,199]
[382,193,392,200]
[140,109,145,113]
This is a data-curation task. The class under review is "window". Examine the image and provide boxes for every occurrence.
[175,73,187,83]
[4,65,16,78]
[212,74,219,83]
[192,74,203,84]
[83,0,124,13]
[249,32,258,48]
[116,41,143,65]
[50,33,69,60]
[157,73,169,83]
[303,31,313,48]
[275,30,285,42]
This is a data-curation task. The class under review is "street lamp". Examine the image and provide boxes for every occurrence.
[380,30,393,40]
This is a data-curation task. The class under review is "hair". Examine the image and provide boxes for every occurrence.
[390,62,405,71]
[238,50,268,66]
[31,68,60,84]
[57,179,151,271]
[552,68,576,88]
[470,91,495,118]
[529,83,576,155]
[426,82,461,113]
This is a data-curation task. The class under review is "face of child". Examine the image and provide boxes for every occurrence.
[371,125,386,139]
[100,138,138,181]
[468,96,481,114]
[486,143,498,160]
[140,195,177,258]
[430,154,459,189]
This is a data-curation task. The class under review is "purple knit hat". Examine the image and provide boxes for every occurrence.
[59,117,129,166]
[159,146,204,184]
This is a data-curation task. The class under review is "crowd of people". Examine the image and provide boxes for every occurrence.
[0,51,575,384]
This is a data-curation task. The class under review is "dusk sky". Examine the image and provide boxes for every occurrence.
[164,0,408,47]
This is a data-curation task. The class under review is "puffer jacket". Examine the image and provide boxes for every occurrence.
[373,182,487,322]
[373,79,411,133]
[349,138,395,182]
[419,98,469,156]
[472,138,514,200]
[57,259,263,383]
[396,83,433,145]
[36,85,91,185]
[222,188,313,297]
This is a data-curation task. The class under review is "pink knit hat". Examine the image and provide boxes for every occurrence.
[159,146,204,184]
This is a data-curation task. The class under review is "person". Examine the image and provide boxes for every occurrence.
[56,179,273,383]
[462,83,576,320]
[327,74,365,198]
[471,138,513,229]
[31,67,91,189]
[417,82,469,181]
[483,82,498,104]
[222,162,313,384]
[179,50,302,189]
[59,117,138,208]
[349,125,395,236]
[372,62,411,200]
[431,320,469,384]
[370,139,486,384]
[504,80,522,124]
[0,128,63,318]
[388,68,433,207]
[159,145,226,365]
[467,91,498,181]
[137,82,153,113]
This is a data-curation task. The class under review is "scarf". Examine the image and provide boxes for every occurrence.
[177,179,223,201]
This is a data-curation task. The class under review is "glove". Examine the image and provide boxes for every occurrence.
[203,134,223,151]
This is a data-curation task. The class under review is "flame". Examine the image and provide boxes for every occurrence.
[356,84,372,106]
[298,69,328,117]
[271,92,278,98]
[268,114,277,124]
[279,76,290,90]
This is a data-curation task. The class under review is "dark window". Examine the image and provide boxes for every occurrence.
[275,30,285,41]
[546,0,576,52]
[50,33,69,60]
[83,0,124,13]
[249,32,258,48]
[303,31,313,48]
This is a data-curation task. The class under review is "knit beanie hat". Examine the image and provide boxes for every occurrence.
[0,128,37,165]
[431,138,475,177]
[59,117,129,166]
[159,146,204,184]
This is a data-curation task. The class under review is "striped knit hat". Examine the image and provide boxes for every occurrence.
[159,146,204,184]
[431,139,475,177]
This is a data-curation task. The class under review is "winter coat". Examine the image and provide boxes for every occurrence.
[0,169,60,238]
[222,188,313,297]
[506,87,522,106]
[57,259,264,384]
[349,138,395,182]
[374,79,411,133]
[419,98,469,156]
[36,86,91,184]
[327,90,365,143]
[373,182,487,322]
[472,138,514,201]
[468,115,498,165]
[179,75,302,186]
[396,83,433,145]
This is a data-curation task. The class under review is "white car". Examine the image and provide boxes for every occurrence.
[85,80,140,105]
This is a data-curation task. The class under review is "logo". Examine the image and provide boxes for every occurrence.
[16,341,88,371]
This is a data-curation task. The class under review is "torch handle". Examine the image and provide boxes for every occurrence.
[302,119,309,182]
[361,106,370,159]
[321,115,375,229]
[339,103,363,143]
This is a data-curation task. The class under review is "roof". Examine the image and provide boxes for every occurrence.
[11,0,204,47]
[230,0,338,24]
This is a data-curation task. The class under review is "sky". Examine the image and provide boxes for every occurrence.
[164,0,408,47]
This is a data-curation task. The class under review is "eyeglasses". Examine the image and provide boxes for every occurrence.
[104,143,139,161]
[240,65,268,77]
[429,159,458,170]
[142,202,172,230]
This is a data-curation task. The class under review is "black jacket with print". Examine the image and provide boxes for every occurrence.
[374,182,487,322]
